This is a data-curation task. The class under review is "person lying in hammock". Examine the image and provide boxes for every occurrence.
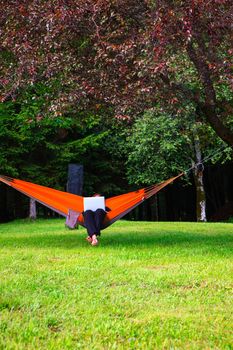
[83,194,111,246]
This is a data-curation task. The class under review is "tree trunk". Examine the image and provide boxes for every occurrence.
[154,195,159,221]
[201,105,233,147]
[29,198,37,220]
[192,132,207,222]
[193,167,207,222]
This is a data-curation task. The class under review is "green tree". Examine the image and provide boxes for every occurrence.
[0,102,26,176]
[125,108,232,221]
[0,84,127,197]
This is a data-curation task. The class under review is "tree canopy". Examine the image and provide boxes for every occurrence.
[1,0,232,144]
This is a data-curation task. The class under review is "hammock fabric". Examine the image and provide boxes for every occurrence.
[0,174,183,229]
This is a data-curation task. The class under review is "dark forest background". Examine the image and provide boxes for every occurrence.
[1,163,233,223]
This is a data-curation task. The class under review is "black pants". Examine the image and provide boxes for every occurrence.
[83,209,106,237]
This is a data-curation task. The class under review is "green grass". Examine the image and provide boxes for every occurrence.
[0,219,232,350]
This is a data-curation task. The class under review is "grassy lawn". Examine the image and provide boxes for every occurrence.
[0,219,232,350]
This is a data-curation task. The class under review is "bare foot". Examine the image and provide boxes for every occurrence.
[91,234,98,246]
[86,236,92,243]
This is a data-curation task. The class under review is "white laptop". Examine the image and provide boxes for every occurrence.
[83,197,105,212]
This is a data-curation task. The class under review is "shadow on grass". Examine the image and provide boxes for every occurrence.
[0,230,233,256]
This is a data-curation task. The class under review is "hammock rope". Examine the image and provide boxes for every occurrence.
[183,144,233,174]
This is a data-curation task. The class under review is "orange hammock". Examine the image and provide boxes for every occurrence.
[0,174,183,229]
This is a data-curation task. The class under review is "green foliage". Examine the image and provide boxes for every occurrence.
[0,85,127,195]
[0,219,232,349]
[126,111,191,185]
[0,102,26,176]
[125,104,233,186]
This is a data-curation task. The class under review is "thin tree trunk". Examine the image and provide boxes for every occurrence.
[154,195,159,221]
[192,134,207,222]
[29,198,37,220]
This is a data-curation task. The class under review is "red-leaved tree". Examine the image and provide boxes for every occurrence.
[0,0,232,144]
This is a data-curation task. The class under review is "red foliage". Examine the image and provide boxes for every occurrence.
[0,0,232,143]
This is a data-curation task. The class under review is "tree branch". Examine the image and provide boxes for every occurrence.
[159,72,233,146]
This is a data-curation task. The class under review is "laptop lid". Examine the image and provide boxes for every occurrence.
[83,197,105,212]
